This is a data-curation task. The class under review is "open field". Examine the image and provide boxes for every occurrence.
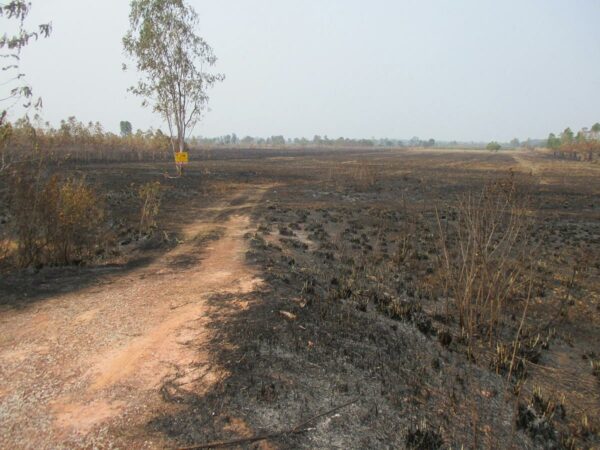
[0,147,599,449]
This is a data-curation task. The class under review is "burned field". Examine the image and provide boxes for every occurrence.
[148,148,600,449]
[1,148,599,449]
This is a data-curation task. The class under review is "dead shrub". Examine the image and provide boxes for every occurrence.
[53,178,106,263]
[435,174,536,348]
[0,230,11,265]
[7,161,106,267]
[138,181,162,235]
[351,160,377,189]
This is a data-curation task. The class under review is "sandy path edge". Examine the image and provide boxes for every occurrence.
[0,187,267,449]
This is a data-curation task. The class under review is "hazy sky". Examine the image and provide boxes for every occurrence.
[12,0,600,141]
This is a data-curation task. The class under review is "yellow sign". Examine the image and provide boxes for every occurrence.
[174,152,189,164]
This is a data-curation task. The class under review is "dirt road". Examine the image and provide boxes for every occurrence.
[0,188,266,449]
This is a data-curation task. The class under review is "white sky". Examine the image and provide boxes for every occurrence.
[9,0,600,141]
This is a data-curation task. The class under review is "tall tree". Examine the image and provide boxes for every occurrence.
[123,0,224,172]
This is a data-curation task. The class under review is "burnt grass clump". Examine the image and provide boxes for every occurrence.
[405,425,445,449]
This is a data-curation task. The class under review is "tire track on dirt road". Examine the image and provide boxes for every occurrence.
[0,186,269,449]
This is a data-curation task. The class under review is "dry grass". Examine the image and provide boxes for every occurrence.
[435,174,536,351]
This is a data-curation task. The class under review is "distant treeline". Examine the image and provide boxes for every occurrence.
[6,115,576,167]
[189,134,437,148]
[2,117,172,165]
[2,118,446,165]
[546,123,600,161]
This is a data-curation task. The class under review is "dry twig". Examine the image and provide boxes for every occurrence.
[177,398,358,450]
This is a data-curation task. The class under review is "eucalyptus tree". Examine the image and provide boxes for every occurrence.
[0,1,51,170]
[123,0,224,174]
[0,1,51,113]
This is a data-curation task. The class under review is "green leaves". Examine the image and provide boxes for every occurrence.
[1,1,52,117]
[123,0,224,153]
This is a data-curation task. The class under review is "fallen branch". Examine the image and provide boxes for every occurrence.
[177,398,358,450]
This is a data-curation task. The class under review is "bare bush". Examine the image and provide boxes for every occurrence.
[138,181,162,235]
[7,159,106,267]
[352,160,377,189]
[435,174,536,348]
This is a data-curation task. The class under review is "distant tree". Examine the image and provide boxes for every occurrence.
[231,132,238,145]
[546,133,560,150]
[591,122,600,137]
[271,135,285,146]
[123,0,224,174]
[561,127,574,146]
[425,138,435,148]
[120,121,133,137]
[510,138,520,148]
[486,141,501,151]
[358,139,374,147]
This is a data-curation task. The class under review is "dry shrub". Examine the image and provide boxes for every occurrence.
[0,230,11,265]
[138,181,162,234]
[436,174,536,348]
[7,161,105,267]
[351,160,377,189]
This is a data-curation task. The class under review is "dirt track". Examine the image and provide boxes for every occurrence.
[0,188,266,449]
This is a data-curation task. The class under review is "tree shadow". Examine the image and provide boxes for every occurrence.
[0,254,157,310]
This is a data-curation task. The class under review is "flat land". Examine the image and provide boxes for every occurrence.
[0,148,599,449]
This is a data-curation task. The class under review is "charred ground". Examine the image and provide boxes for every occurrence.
[1,147,599,449]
